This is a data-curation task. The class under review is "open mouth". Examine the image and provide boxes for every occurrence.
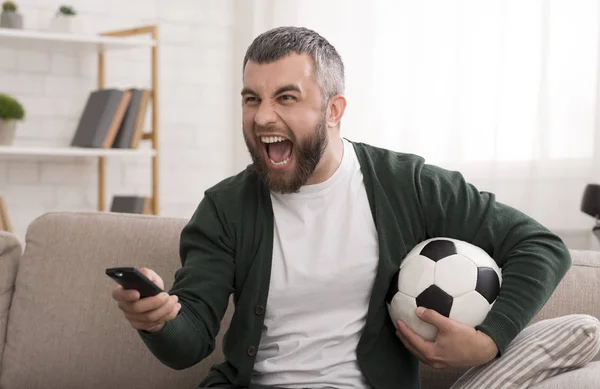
[261,136,294,167]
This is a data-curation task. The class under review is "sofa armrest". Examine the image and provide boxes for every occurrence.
[0,232,21,373]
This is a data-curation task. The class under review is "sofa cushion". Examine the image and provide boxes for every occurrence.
[529,249,600,362]
[449,314,600,389]
[0,212,232,389]
[529,361,600,389]
[0,231,21,374]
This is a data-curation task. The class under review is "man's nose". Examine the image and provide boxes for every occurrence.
[254,101,278,127]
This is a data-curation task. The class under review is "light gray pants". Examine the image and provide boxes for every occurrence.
[198,385,297,389]
[199,385,305,389]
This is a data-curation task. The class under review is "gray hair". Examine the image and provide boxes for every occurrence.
[243,26,345,101]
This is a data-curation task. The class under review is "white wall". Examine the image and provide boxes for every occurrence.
[3,0,597,250]
[0,0,237,242]
[228,0,600,251]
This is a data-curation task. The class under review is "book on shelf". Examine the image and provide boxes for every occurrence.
[70,88,151,149]
[110,195,153,214]
[112,88,151,149]
[70,89,131,148]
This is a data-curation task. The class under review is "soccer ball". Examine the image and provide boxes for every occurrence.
[386,237,502,341]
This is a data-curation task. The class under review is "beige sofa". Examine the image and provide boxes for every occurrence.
[0,211,597,389]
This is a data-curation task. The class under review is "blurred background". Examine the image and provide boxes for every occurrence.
[0,0,599,249]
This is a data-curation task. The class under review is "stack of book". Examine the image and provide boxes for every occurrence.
[70,88,151,149]
[70,88,155,215]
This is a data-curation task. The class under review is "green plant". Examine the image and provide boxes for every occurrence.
[0,93,24,121]
[57,5,76,16]
[2,1,17,12]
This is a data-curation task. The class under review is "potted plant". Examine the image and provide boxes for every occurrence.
[49,5,78,33]
[0,93,24,146]
[0,1,23,29]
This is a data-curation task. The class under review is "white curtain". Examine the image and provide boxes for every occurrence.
[234,0,600,246]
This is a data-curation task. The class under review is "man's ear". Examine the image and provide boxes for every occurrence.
[327,94,347,128]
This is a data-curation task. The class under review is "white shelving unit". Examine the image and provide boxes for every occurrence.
[0,25,160,214]
[0,27,155,52]
[0,145,156,158]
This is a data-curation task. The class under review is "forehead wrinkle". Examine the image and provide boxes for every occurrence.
[243,55,314,96]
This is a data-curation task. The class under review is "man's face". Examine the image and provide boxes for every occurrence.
[241,53,329,194]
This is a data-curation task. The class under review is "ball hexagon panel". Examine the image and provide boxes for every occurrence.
[475,267,501,303]
[389,291,438,341]
[449,290,492,327]
[415,284,453,318]
[397,254,435,298]
[434,254,478,297]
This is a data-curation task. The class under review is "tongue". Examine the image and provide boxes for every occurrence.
[267,140,293,162]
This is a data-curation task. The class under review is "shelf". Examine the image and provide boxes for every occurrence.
[0,27,156,52]
[1,24,160,214]
[0,145,156,158]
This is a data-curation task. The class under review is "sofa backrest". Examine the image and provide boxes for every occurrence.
[0,212,231,389]
[3,211,598,389]
[420,248,600,389]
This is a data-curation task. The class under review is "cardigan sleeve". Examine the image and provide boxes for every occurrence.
[415,161,571,355]
[137,192,235,369]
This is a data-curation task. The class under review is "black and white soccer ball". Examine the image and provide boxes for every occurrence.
[386,237,502,341]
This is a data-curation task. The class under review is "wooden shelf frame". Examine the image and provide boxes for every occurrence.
[98,25,160,215]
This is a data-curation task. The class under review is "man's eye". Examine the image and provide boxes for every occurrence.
[280,95,296,101]
[244,96,258,104]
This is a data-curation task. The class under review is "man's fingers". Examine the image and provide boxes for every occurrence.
[416,307,452,332]
[112,285,140,302]
[127,300,182,331]
[163,302,182,322]
[118,292,170,315]
[110,267,176,333]
[123,294,177,320]
[397,319,435,356]
[397,320,449,369]
[134,292,171,313]
[396,321,427,361]
[143,296,179,323]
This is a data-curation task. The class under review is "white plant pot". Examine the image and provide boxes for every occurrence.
[0,120,16,145]
[49,15,79,33]
[0,11,23,29]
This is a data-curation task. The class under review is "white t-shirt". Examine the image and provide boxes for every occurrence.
[251,138,379,389]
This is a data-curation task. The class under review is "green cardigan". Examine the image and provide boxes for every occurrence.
[139,141,571,389]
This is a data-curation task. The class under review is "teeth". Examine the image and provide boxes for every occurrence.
[261,136,287,143]
[270,156,291,166]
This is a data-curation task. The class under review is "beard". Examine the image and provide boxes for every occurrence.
[244,113,328,194]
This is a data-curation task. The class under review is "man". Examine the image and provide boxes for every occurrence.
[111,26,571,389]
